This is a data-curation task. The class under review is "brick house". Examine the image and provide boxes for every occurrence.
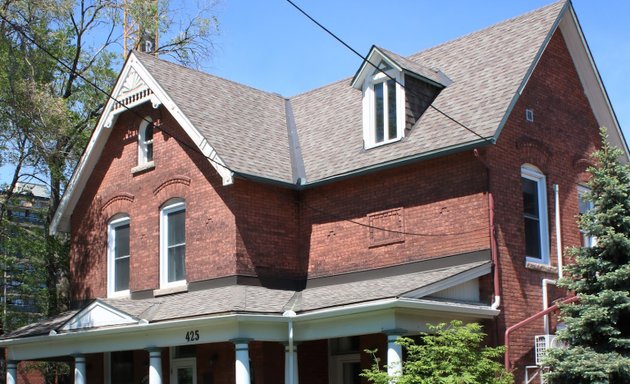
[1,1,628,383]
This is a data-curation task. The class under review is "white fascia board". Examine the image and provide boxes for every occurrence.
[351,47,402,90]
[400,263,491,299]
[3,298,498,360]
[560,7,630,161]
[50,53,234,234]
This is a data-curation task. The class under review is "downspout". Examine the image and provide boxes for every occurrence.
[489,192,501,310]
[283,310,296,384]
[542,184,563,334]
[474,149,501,310]
[504,296,579,371]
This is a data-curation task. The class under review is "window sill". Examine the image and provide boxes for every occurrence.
[154,283,188,297]
[364,136,403,150]
[107,290,130,299]
[525,261,558,274]
[131,161,155,175]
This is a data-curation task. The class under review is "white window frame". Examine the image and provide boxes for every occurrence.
[577,185,597,247]
[522,165,550,264]
[107,215,130,298]
[160,199,186,289]
[170,351,197,384]
[362,69,405,149]
[138,116,154,166]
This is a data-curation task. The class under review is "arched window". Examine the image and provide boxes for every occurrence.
[160,199,186,288]
[138,117,154,165]
[108,214,130,297]
[521,164,550,264]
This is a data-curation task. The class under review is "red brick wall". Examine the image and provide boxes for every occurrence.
[486,28,600,379]
[301,152,490,277]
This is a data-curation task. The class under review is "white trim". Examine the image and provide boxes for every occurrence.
[170,356,197,384]
[51,52,234,235]
[401,262,490,299]
[61,300,138,331]
[560,8,629,162]
[138,116,154,166]
[108,216,131,298]
[522,164,550,264]
[362,69,405,149]
[160,199,187,289]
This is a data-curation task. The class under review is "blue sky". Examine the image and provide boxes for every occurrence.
[208,0,629,137]
[2,0,629,186]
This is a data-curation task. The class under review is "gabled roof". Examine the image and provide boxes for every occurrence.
[52,0,628,233]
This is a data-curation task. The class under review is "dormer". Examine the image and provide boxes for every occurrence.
[352,46,452,149]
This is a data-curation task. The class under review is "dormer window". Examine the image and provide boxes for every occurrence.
[363,70,405,149]
[138,117,154,165]
[352,46,451,151]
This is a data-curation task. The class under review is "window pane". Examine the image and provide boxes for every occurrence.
[168,245,186,282]
[578,195,591,214]
[177,367,194,384]
[387,79,397,140]
[115,257,129,291]
[146,143,153,162]
[168,209,186,246]
[111,351,134,384]
[522,178,539,217]
[115,224,130,258]
[145,125,153,142]
[524,217,541,259]
[374,82,384,143]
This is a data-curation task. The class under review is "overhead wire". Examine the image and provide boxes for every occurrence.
[284,0,496,145]
[0,10,490,238]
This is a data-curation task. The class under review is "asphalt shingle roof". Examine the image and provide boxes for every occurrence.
[3,260,489,338]
[135,1,565,184]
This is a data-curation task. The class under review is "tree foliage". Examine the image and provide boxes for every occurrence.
[0,0,219,328]
[362,321,514,384]
[544,128,630,383]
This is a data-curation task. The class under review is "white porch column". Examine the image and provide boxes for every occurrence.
[284,343,299,384]
[6,360,17,384]
[74,355,86,384]
[385,330,405,379]
[231,338,252,384]
[148,348,163,384]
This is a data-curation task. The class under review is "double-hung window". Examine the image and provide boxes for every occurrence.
[521,165,550,264]
[138,117,154,165]
[160,199,186,288]
[577,186,596,247]
[363,69,405,149]
[108,216,130,297]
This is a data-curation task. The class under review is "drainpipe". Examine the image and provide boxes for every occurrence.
[504,296,579,371]
[542,184,563,334]
[283,310,297,384]
[553,184,563,277]
[489,192,501,310]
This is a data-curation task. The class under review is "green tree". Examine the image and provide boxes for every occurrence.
[544,129,630,383]
[362,321,514,384]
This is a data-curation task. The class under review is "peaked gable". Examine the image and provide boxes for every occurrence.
[60,300,139,331]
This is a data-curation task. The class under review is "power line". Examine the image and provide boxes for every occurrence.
[284,0,495,145]
[0,11,492,239]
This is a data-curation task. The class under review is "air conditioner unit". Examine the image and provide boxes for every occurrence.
[535,334,566,365]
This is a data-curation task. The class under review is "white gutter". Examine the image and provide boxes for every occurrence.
[0,298,499,349]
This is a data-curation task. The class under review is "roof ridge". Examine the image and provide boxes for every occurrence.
[407,0,566,61]
[133,51,287,100]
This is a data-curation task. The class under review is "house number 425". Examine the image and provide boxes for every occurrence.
[185,330,200,342]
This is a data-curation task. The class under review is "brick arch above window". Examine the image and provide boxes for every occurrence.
[153,176,191,199]
[515,135,552,171]
[100,193,135,219]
